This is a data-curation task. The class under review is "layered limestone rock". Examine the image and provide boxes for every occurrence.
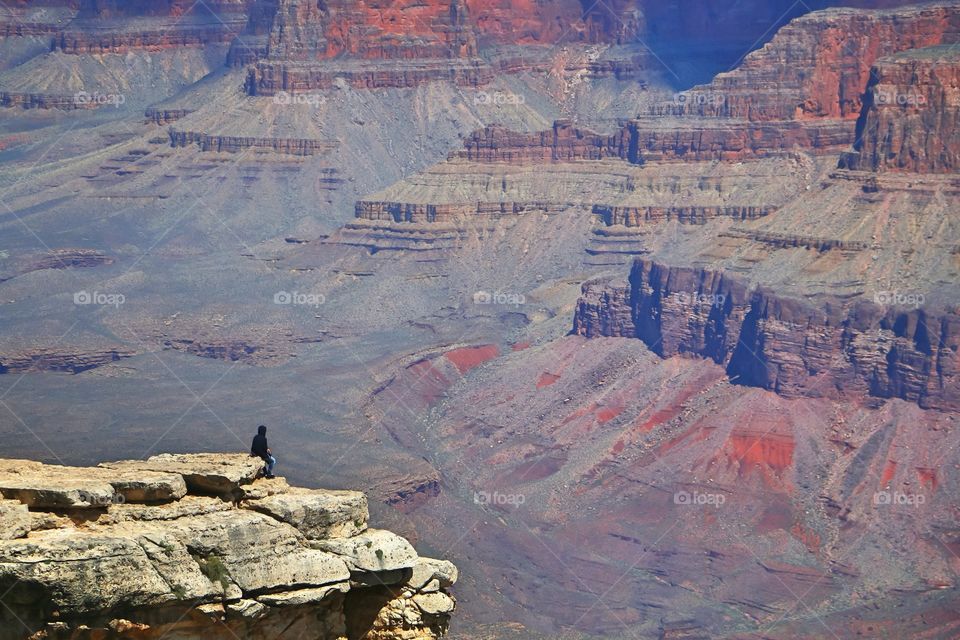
[243,0,487,93]
[240,0,652,92]
[841,46,960,173]
[573,260,960,411]
[0,3,77,37]
[453,117,855,165]
[168,130,338,156]
[0,347,135,375]
[353,155,802,229]
[0,454,457,640]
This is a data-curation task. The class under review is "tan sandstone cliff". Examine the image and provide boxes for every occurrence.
[0,454,457,640]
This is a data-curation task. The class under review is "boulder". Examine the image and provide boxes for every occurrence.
[225,598,267,619]
[407,557,459,590]
[412,592,456,615]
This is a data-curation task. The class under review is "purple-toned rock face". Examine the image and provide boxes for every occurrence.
[574,260,960,411]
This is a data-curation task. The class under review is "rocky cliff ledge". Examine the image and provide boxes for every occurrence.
[0,454,457,640]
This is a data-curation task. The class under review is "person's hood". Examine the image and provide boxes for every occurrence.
[257,425,267,435]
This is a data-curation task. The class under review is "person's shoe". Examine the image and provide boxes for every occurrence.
[265,474,276,479]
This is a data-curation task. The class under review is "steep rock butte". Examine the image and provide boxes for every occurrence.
[573,260,960,411]
[0,454,457,640]
[653,2,960,121]
[245,0,645,60]
[841,46,960,173]
[242,0,651,92]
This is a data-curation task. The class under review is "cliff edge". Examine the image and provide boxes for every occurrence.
[0,454,457,640]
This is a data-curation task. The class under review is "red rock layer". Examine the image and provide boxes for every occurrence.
[840,47,960,173]
[248,0,646,60]
[263,0,477,62]
[239,0,651,91]
[653,4,960,122]
[573,260,960,411]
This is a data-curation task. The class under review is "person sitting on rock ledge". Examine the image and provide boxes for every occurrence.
[251,425,276,479]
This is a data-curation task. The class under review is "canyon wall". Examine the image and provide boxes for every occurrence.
[573,260,960,411]
[653,3,960,121]
[841,47,960,173]
[0,454,457,640]
[453,118,854,164]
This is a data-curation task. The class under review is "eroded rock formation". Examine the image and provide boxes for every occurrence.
[169,130,338,156]
[454,118,855,164]
[653,3,960,121]
[842,46,960,173]
[0,454,457,640]
[573,260,960,411]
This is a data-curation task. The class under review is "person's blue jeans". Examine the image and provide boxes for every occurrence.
[264,455,276,476]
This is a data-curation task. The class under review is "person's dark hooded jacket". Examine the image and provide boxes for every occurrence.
[251,425,270,461]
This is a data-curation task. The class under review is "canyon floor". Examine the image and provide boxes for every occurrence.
[2,2,960,639]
